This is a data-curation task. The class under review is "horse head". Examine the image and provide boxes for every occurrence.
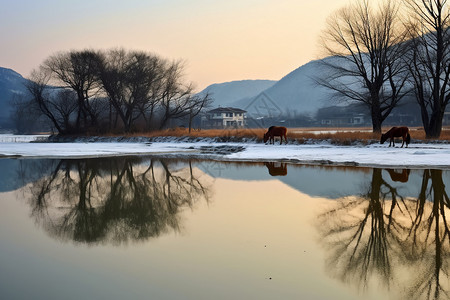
[380,133,387,144]
[263,133,269,143]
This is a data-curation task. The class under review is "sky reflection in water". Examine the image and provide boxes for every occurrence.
[0,157,449,300]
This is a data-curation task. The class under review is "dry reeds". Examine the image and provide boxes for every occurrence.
[104,126,450,143]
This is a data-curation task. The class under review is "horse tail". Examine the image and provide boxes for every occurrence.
[406,132,411,145]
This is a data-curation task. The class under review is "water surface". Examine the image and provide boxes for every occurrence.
[0,157,449,299]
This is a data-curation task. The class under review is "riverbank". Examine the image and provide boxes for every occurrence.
[1,138,450,169]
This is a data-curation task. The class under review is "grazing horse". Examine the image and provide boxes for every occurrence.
[263,126,287,145]
[264,162,288,176]
[380,126,411,148]
[386,169,410,183]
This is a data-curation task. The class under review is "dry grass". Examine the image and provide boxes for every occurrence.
[122,128,267,139]
[104,126,450,144]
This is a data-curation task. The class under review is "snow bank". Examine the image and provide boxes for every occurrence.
[1,137,450,168]
[0,134,50,143]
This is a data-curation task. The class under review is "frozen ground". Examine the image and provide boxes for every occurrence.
[1,134,450,168]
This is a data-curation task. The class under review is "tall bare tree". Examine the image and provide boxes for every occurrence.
[319,0,410,133]
[97,49,164,132]
[26,70,64,133]
[405,0,450,138]
[42,50,103,131]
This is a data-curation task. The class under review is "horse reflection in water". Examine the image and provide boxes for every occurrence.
[386,169,410,182]
[317,168,450,299]
[264,162,287,176]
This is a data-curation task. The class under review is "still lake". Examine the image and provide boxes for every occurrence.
[0,157,449,300]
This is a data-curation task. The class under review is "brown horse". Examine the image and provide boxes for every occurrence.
[264,162,288,176]
[380,126,411,148]
[263,126,287,145]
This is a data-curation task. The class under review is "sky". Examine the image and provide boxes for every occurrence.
[1,0,352,91]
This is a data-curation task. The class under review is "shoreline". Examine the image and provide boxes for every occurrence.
[1,140,450,169]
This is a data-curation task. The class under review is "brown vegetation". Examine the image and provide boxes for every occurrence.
[102,126,450,144]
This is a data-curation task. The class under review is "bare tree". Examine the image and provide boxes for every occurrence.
[41,50,103,132]
[157,60,208,129]
[25,70,65,133]
[319,0,410,133]
[97,49,164,132]
[52,89,79,132]
[404,0,450,138]
[10,93,41,134]
[187,93,212,133]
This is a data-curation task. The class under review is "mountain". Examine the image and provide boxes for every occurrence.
[197,79,276,108]
[0,67,29,128]
[198,59,341,118]
[240,59,338,116]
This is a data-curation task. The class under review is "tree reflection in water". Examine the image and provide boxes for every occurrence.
[25,158,211,245]
[318,168,450,300]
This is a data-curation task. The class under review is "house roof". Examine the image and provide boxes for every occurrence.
[207,107,247,114]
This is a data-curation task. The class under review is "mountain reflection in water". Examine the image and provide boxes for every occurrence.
[318,168,450,300]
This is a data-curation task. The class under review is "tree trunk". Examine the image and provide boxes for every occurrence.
[188,113,193,133]
[425,109,444,139]
[371,103,382,134]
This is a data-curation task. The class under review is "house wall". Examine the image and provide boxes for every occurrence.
[204,112,246,128]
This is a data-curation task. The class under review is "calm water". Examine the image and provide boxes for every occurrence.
[1,157,449,300]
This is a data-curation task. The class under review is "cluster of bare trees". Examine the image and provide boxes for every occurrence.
[320,0,450,138]
[24,49,211,134]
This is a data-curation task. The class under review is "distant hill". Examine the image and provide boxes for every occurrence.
[0,67,29,128]
[198,59,341,119]
[240,59,341,116]
[197,79,276,108]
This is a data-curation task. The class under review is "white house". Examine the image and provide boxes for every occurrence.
[203,107,247,128]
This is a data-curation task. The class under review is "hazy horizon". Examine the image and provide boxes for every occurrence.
[2,0,358,91]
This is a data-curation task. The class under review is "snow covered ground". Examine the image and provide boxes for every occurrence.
[0,134,50,143]
[1,135,450,168]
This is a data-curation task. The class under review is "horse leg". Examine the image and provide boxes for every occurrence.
[401,137,405,148]
[280,135,282,145]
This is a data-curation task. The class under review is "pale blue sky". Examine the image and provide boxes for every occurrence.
[1,0,351,90]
